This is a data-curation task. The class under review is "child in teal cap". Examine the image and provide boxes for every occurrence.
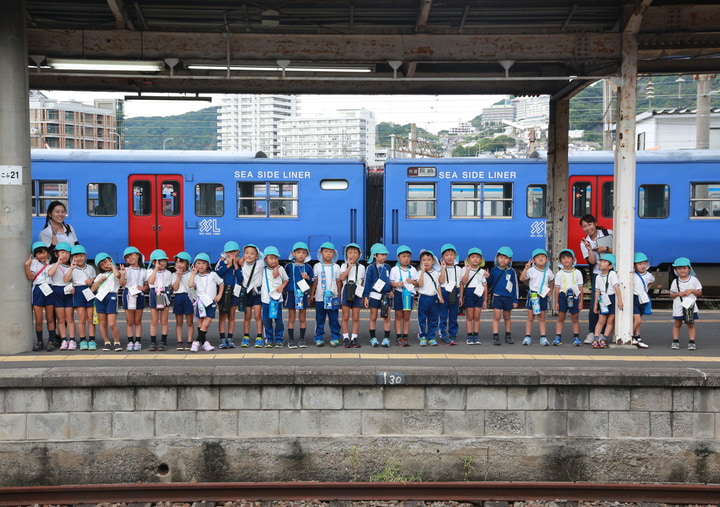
[25,241,56,351]
[553,249,584,347]
[632,252,654,349]
[285,241,314,348]
[340,243,365,348]
[670,257,702,351]
[239,244,265,348]
[311,242,342,347]
[486,247,519,345]
[390,245,418,347]
[460,248,487,345]
[592,253,623,349]
[437,244,460,346]
[520,249,555,346]
[363,243,393,347]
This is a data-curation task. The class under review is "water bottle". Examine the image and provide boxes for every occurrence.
[566,288,574,308]
[530,292,541,315]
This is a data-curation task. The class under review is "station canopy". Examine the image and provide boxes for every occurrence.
[25,0,720,98]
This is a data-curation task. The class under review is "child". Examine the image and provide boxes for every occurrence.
[285,242,314,348]
[172,252,194,351]
[48,242,76,351]
[437,244,461,346]
[670,257,702,351]
[311,242,342,347]
[65,245,97,350]
[592,253,623,349]
[390,245,418,347]
[486,247,519,345]
[147,249,173,352]
[215,241,243,349]
[25,241,56,351]
[632,252,654,349]
[239,243,264,348]
[414,250,443,346]
[520,248,555,346]
[119,246,148,351]
[553,249,584,347]
[188,253,223,352]
[363,243,393,347]
[261,246,289,348]
[340,243,365,348]
[91,253,121,352]
[460,248,487,345]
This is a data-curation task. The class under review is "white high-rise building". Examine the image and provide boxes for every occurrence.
[279,108,376,161]
[217,94,298,157]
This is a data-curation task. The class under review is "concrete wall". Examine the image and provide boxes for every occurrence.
[1,366,720,485]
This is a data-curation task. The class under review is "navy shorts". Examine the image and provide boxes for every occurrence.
[173,293,194,315]
[245,291,262,308]
[95,293,118,314]
[73,286,95,308]
[122,288,145,310]
[195,301,217,319]
[463,291,485,308]
[284,291,310,310]
[341,285,364,308]
[31,285,54,306]
[392,290,414,311]
[674,313,699,321]
[149,289,172,309]
[53,286,73,308]
[557,292,580,314]
[492,294,514,311]
[525,294,549,312]
[598,294,616,315]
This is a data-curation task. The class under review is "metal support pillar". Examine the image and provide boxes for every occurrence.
[696,75,713,149]
[546,98,570,271]
[0,0,33,354]
[613,31,639,345]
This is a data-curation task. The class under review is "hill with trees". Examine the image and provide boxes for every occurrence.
[124,106,219,150]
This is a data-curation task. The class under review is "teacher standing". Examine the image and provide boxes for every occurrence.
[39,201,79,248]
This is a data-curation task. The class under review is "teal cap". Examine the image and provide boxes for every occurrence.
[263,246,280,258]
[317,242,338,263]
[467,247,483,258]
[367,243,389,263]
[123,246,141,258]
[531,248,548,259]
[292,241,309,252]
[32,241,48,252]
[396,245,412,257]
[419,249,441,271]
[497,246,514,258]
[70,245,86,256]
[440,243,457,255]
[634,252,648,264]
[55,241,72,252]
[344,243,362,260]
[319,241,336,251]
[672,257,691,267]
[559,248,575,259]
[600,253,616,267]
[174,251,192,263]
[149,249,168,262]
[94,252,112,265]
[223,241,240,252]
[194,253,211,264]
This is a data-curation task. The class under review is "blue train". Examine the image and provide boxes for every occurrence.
[31,149,720,282]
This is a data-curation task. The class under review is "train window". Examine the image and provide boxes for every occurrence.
[572,182,592,217]
[132,180,152,216]
[451,183,480,217]
[638,184,669,218]
[526,185,547,218]
[161,181,180,217]
[31,180,68,217]
[407,183,436,218]
[86,183,117,217]
[601,182,614,218]
[690,182,720,218]
[237,181,298,218]
[483,183,513,218]
[195,183,224,217]
[320,179,349,190]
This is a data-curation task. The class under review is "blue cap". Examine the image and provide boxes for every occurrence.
[223,241,240,252]
[194,253,211,264]
[344,243,362,260]
[70,245,86,256]
[559,248,575,259]
[317,242,338,263]
[367,243,389,262]
[467,247,483,258]
[600,253,616,267]
[95,252,112,265]
[174,251,192,263]
[497,246,514,258]
[672,257,691,267]
[263,246,280,258]
[396,245,412,257]
[55,242,72,252]
[292,241,309,252]
[149,249,168,262]
[123,246,141,258]
[634,252,648,264]
[440,243,457,255]
[419,249,441,271]
[32,241,48,252]
[531,248,548,259]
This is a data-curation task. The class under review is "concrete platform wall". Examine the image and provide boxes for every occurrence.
[1,366,720,485]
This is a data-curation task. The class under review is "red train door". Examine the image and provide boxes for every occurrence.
[128,175,184,256]
[567,175,614,263]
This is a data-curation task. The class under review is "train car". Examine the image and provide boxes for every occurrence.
[383,151,720,270]
[31,150,366,262]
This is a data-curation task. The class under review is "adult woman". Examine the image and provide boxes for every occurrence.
[39,201,79,249]
[579,214,612,342]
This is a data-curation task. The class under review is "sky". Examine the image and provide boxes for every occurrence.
[42,91,506,134]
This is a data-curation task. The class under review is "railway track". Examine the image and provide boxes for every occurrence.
[1,482,719,505]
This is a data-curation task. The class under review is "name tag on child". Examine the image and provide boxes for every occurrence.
[270,289,282,301]
[82,288,95,301]
[128,286,142,296]
[540,286,550,298]
[404,282,415,292]
[296,279,310,293]
[233,284,242,297]
[355,284,365,298]
[63,284,73,295]
[638,291,650,304]
[474,284,485,297]
[445,281,456,291]
[505,280,514,293]
[373,279,386,292]
[369,292,382,300]
[681,297,696,309]
[39,283,53,296]
[200,294,214,307]
[96,286,110,302]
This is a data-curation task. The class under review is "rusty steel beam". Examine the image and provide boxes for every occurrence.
[641,3,720,33]
[106,0,135,30]
[415,0,433,32]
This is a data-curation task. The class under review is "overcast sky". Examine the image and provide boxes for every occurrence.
[43,91,506,134]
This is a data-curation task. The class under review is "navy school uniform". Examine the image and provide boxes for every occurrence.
[487,266,519,311]
[215,260,244,310]
[438,265,461,339]
[363,263,392,309]
[285,262,314,309]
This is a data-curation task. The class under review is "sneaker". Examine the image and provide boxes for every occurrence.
[218,338,228,349]
[265,339,274,348]
[552,336,562,346]
[68,340,77,351]
[440,337,451,346]
[399,338,410,347]
[493,335,501,346]
[176,342,185,351]
[134,341,142,351]
[114,342,123,352]
[688,342,697,351]
[381,338,390,347]
[584,332,595,344]
[157,343,167,351]
[505,334,514,344]
[599,340,607,349]
[671,341,680,350]
[419,338,428,347]
[185,341,194,350]
[350,338,361,348]
[288,339,298,349]
[190,341,200,352]
[126,342,134,351]
[429,338,438,346]
[227,338,236,348]
[103,342,112,351]
[254,338,264,348]
[342,338,351,348]
[241,337,250,348]
[573,337,582,346]
[59,339,69,351]
[633,339,649,349]
[466,337,474,345]
[475,336,482,345]
[88,340,97,351]
[592,340,599,349]
[370,337,379,347]
[539,337,550,346]
[446,339,457,346]
[274,340,283,348]
[315,339,324,347]
[522,336,532,346]
[330,339,340,347]
[149,342,157,352]
[298,339,308,348]
[202,341,215,352]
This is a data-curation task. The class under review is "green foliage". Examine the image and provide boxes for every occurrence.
[369,457,422,483]
[462,456,475,481]
[124,107,219,150]
[376,122,438,147]
[348,446,360,482]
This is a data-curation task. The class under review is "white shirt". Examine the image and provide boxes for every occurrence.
[30,259,51,286]
[390,265,418,294]
[193,272,223,300]
[414,268,441,296]
[595,271,619,297]
[671,276,702,317]
[339,263,366,287]
[241,260,265,294]
[313,262,340,299]
[580,228,612,275]
[174,271,191,294]
[150,269,174,290]
[555,268,583,295]
[124,267,147,290]
[525,266,555,295]
[39,224,79,247]
[461,266,487,290]
[441,265,461,290]
[94,272,120,294]
[51,263,71,287]
[633,271,656,297]
[261,266,289,304]
[71,264,96,287]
